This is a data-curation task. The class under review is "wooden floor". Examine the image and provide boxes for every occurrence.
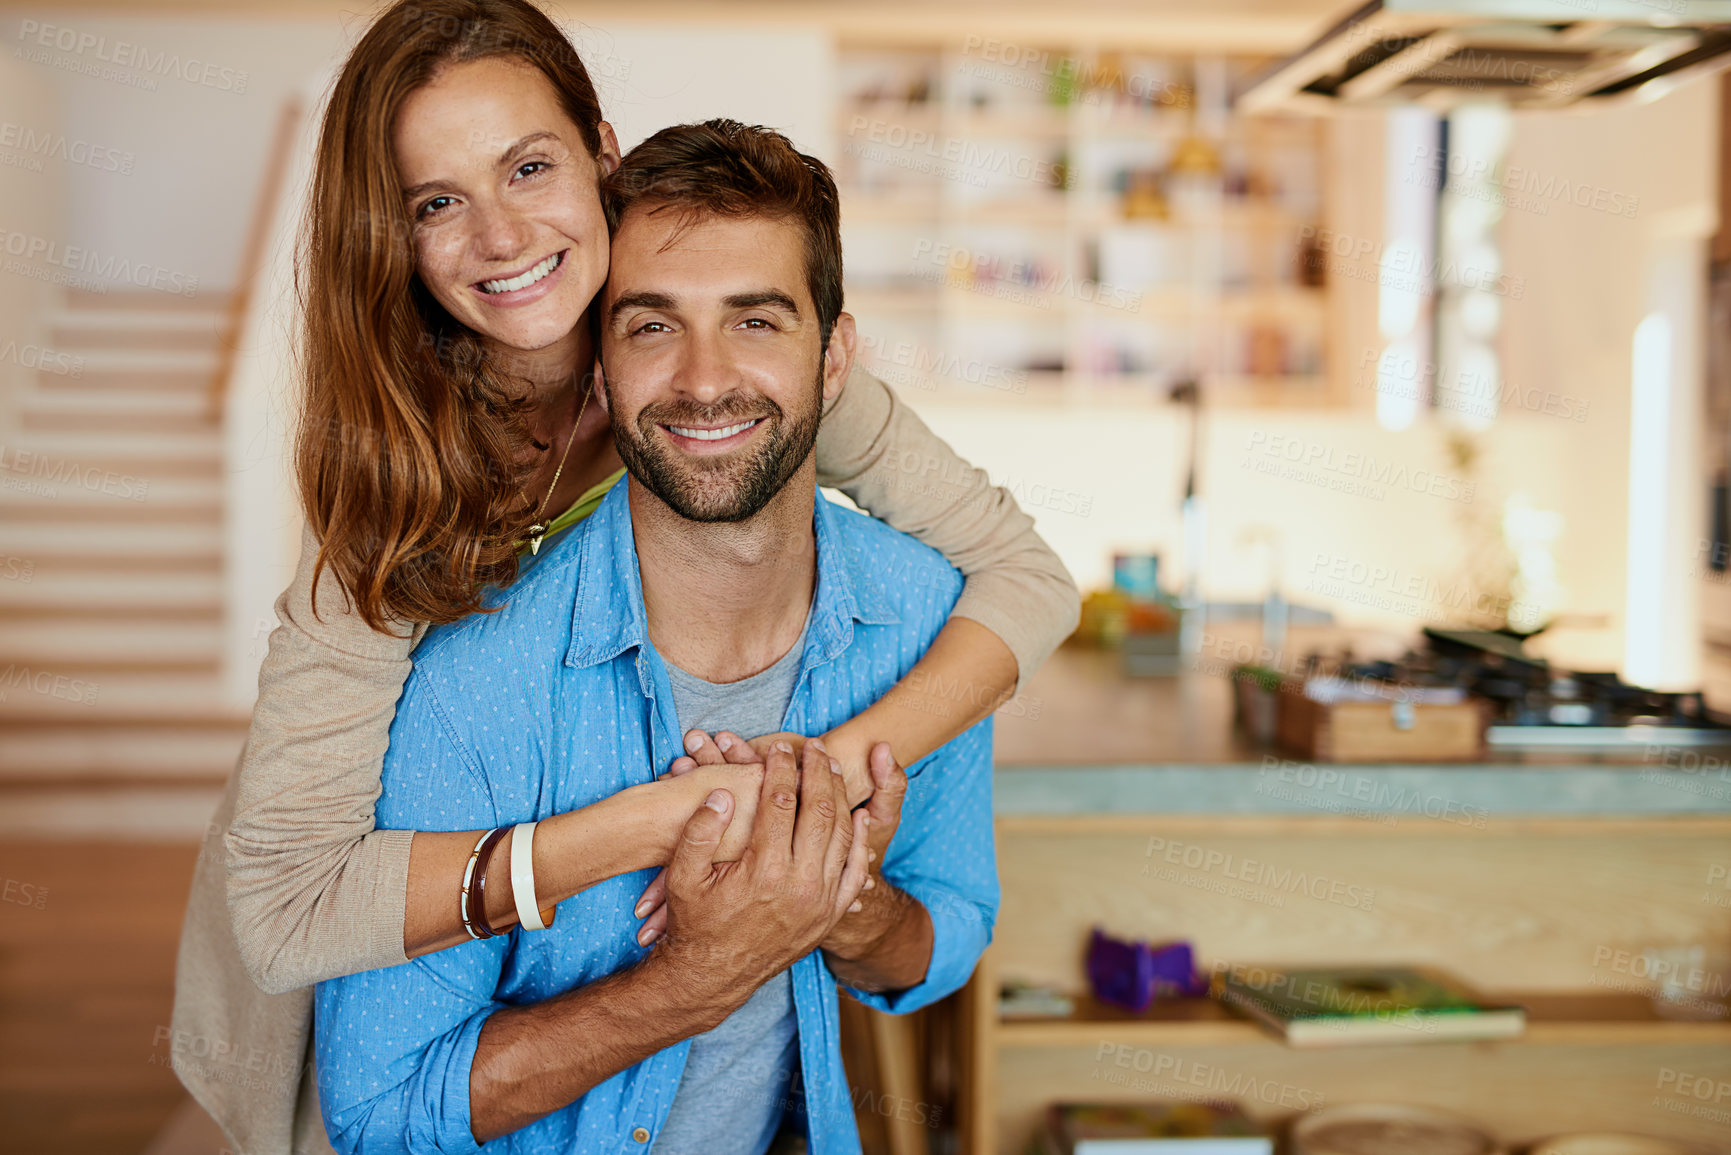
[0,839,199,1155]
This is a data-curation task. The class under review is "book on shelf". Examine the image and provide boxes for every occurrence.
[1035,1101,1272,1154]
[1213,964,1526,1047]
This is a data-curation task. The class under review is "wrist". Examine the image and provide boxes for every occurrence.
[537,791,667,902]
[822,877,907,961]
[817,724,874,808]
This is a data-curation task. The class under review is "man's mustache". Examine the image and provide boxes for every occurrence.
[637,393,782,430]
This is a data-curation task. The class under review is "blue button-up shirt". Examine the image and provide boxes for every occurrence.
[313,479,997,1155]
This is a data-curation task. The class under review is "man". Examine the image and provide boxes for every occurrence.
[313,119,998,1154]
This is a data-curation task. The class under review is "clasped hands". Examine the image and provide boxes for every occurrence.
[633,729,908,967]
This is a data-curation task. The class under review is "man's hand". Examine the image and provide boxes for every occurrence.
[670,729,872,808]
[819,742,934,993]
[652,739,871,1020]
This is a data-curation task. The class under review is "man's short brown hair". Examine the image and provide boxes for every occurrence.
[602,119,843,345]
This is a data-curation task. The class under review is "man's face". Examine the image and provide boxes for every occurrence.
[598,208,854,522]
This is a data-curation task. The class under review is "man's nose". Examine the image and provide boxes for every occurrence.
[673,327,736,404]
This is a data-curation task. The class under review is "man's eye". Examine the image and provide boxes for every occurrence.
[738,317,774,330]
[515,161,550,181]
[632,321,671,336]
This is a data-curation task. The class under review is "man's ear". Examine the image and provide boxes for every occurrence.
[591,358,612,414]
[821,312,858,406]
[595,121,622,178]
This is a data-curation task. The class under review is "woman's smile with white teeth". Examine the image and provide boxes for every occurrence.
[478,250,564,294]
[666,418,763,441]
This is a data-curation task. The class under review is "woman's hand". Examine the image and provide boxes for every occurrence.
[634,729,766,945]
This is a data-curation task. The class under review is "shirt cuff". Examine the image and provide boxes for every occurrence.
[408,1006,492,1155]
[844,882,992,1015]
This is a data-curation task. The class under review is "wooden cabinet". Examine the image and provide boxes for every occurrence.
[961,805,1731,1153]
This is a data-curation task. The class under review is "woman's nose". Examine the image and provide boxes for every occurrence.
[470,200,532,263]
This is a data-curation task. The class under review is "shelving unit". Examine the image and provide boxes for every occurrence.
[835,42,1334,409]
[956,803,1731,1154]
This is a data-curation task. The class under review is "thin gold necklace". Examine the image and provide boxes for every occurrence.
[523,384,592,555]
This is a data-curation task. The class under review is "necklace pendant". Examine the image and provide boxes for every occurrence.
[527,525,546,555]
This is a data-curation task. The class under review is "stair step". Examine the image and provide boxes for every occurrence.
[0,429,221,467]
[48,309,227,352]
[0,472,219,512]
[0,669,238,723]
[0,724,243,781]
[62,289,233,313]
[0,786,228,839]
[39,349,219,391]
[18,388,212,433]
[0,470,217,508]
[0,522,222,563]
[0,619,221,670]
[0,571,220,613]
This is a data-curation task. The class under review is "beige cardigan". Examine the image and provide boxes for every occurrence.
[171,368,1079,1154]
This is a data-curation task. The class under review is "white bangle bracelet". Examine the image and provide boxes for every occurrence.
[510,821,548,931]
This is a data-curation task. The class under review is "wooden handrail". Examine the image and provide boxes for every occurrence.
[208,96,303,421]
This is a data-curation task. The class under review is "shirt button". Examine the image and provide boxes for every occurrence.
[632,1127,650,1143]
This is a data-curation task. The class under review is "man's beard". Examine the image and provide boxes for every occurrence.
[606,364,823,523]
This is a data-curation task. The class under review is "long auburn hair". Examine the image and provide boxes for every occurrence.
[296,0,603,631]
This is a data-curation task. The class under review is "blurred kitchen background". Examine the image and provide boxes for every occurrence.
[4,0,1731,1153]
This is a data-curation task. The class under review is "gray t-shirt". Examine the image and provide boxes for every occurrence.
[651,615,809,1155]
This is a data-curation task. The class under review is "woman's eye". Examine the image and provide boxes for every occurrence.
[416,195,455,219]
[514,161,550,181]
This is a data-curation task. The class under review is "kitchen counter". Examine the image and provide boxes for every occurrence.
[990,632,1731,815]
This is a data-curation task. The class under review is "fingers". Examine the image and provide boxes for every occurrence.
[792,737,844,871]
[665,789,733,895]
[637,901,669,947]
[754,741,800,864]
[633,868,667,921]
[864,741,908,827]
[713,731,762,765]
[681,730,728,767]
[835,808,871,918]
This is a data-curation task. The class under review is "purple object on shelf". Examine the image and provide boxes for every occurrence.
[1086,927,1208,1013]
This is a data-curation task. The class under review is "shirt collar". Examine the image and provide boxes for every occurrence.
[565,475,900,674]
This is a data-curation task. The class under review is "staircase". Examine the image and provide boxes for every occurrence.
[0,290,249,821]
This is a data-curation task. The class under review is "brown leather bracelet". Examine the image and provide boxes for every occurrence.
[464,826,512,940]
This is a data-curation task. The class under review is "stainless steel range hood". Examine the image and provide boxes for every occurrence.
[1240,0,1731,113]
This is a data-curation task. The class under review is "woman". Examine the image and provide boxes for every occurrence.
[171,1,1078,1151]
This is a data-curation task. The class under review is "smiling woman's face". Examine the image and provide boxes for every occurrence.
[393,55,617,356]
